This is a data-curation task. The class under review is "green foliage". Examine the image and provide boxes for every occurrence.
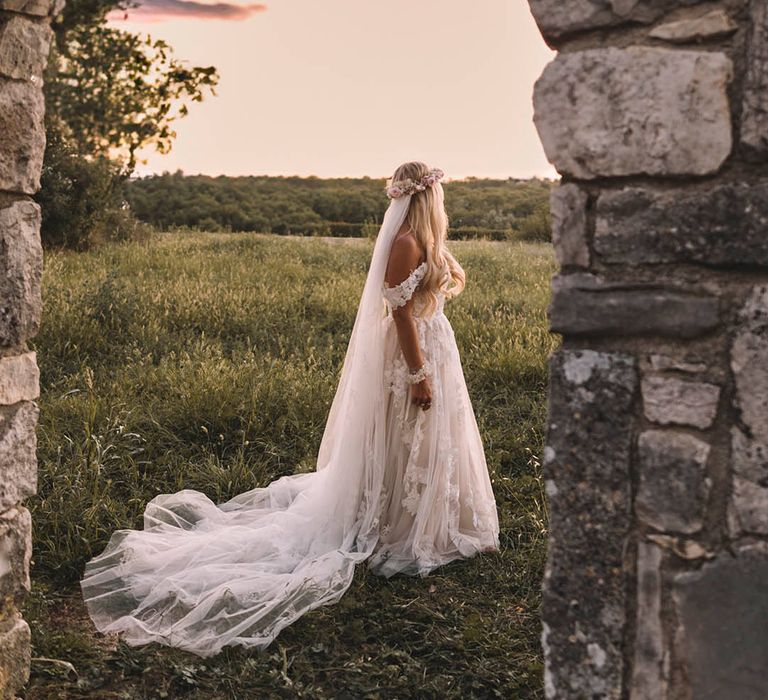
[36,120,152,250]
[28,234,557,698]
[125,173,555,241]
[517,200,552,242]
[38,1,219,250]
[46,25,218,172]
[362,216,380,238]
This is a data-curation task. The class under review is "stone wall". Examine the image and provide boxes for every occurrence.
[528,1,768,698]
[0,1,55,696]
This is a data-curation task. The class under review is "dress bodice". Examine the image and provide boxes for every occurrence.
[382,262,445,317]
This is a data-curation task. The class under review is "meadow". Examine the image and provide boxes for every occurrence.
[24,232,557,699]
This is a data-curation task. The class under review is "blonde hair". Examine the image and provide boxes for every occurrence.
[388,161,465,316]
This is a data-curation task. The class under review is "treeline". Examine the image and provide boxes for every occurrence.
[34,0,555,249]
[125,172,555,242]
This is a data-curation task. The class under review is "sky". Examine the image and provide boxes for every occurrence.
[108,0,556,180]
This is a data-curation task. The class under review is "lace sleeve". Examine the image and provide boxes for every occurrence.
[383,262,426,309]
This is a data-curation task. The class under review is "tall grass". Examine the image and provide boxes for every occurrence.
[28,232,558,698]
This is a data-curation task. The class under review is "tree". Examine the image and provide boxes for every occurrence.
[45,25,218,172]
[37,0,220,248]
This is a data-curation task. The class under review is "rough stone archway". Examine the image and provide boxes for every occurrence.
[528,1,768,697]
[0,0,56,694]
[2,1,768,697]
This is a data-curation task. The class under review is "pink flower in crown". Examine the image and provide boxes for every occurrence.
[426,168,444,185]
[385,167,445,198]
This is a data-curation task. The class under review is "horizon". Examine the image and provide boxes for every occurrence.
[129,170,559,181]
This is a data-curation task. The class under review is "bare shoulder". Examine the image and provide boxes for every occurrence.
[386,231,425,286]
[391,232,421,259]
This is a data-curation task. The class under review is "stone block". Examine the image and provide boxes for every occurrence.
[550,183,589,268]
[0,402,38,512]
[0,16,52,82]
[729,425,768,534]
[630,542,666,700]
[647,354,707,374]
[729,285,768,535]
[0,0,55,15]
[0,352,39,405]
[533,48,732,179]
[0,507,31,606]
[527,0,707,42]
[0,80,46,195]
[0,201,43,346]
[730,474,768,535]
[548,274,720,339]
[641,376,720,429]
[649,9,737,43]
[673,543,768,699]
[731,285,768,444]
[0,616,30,698]
[636,430,710,534]
[741,0,768,154]
[542,349,637,699]
[595,183,768,266]
[528,0,624,40]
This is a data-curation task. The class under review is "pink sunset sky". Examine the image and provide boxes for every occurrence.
[109,0,556,180]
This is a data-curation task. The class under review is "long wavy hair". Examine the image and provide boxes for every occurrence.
[387,161,465,316]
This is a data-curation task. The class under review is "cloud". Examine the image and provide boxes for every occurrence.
[109,0,267,22]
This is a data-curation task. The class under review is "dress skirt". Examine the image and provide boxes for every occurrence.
[369,297,500,577]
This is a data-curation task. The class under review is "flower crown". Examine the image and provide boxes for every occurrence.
[386,168,444,199]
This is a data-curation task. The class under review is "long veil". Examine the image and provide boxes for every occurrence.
[80,194,414,657]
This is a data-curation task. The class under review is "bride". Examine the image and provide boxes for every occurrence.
[80,161,500,657]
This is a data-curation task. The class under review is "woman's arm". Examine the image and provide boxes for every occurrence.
[385,233,432,410]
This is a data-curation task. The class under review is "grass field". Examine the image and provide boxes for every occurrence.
[24,232,557,699]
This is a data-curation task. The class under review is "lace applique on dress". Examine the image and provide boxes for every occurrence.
[382,261,427,309]
[401,411,428,516]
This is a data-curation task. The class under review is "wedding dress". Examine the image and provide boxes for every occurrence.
[80,193,499,657]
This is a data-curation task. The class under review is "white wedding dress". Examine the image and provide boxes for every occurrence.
[80,194,499,657]
[370,261,499,576]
